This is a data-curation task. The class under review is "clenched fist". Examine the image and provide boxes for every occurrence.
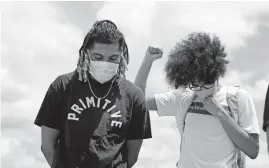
[144,46,163,62]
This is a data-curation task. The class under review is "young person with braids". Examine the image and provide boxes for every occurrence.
[135,32,260,168]
[34,20,152,168]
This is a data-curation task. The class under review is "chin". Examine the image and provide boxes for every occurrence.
[195,92,206,99]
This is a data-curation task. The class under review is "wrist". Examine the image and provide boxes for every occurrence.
[142,57,154,66]
[216,109,230,119]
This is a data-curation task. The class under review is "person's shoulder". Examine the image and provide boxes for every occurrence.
[50,71,77,90]
[238,87,252,100]
[225,85,251,99]
[118,77,144,98]
[118,77,141,92]
[227,85,248,95]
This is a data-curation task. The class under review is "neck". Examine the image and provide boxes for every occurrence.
[88,72,118,84]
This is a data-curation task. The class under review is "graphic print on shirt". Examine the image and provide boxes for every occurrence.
[188,102,212,115]
[67,95,126,129]
[188,102,230,115]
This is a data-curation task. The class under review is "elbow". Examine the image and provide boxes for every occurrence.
[249,152,258,160]
[131,155,139,164]
[128,155,139,167]
[131,156,139,167]
[133,156,139,164]
[248,142,259,159]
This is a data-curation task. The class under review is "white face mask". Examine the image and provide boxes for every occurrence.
[89,60,119,84]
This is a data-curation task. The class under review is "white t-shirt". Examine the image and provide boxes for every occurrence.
[154,85,260,168]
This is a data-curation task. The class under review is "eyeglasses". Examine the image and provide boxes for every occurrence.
[188,83,215,91]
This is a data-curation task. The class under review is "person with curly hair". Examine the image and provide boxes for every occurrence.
[134,32,260,168]
[34,20,152,168]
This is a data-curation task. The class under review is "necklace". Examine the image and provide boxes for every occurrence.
[87,78,115,99]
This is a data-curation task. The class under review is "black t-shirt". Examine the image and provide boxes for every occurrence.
[34,71,152,168]
[263,84,269,132]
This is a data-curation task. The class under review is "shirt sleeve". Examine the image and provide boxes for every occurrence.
[126,87,152,140]
[34,80,63,130]
[263,85,269,132]
[154,89,181,117]
[238,88,260,135]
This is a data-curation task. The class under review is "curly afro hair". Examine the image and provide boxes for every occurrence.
[165,32,229,89]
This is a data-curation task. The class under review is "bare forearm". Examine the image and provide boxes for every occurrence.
[134,59,154,94]
[127,155,138,168]
[41,147,55,167]
[217,111,259,159]
[126,140,143,168]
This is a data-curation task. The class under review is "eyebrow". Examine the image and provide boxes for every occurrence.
[92,53,119,57]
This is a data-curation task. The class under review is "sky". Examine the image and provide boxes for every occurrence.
[1,1,269,168]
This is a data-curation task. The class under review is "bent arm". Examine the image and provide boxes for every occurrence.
[217,113,259,159]
[134,47,181,116]
[134,47,163,111]
[134,58,154,95]
[34,79,63,167]
[126,87,152,167]
[134,58,158,111]
[41,125,60,167]
[218,89,260,159]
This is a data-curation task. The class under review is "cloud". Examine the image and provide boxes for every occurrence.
[96,1,158,83]
[1,83,28,103]
[96,1,156,38]
[1,2,85,168]
[94,2,269,167]
[96,2,269,90]
[2,1,269,168]
[1,69,30,103]
[219,69,268,105]
[147,2,269,57]
[1,2,83,87]
[228,13,269,79]
[51,1,104,34]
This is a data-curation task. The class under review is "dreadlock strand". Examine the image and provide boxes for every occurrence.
[124,41,129,64]
[77,48,84,81]
[77,30,93,82]
[77,20,129,82]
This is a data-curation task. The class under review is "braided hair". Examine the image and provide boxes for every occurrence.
[77,20,129,82]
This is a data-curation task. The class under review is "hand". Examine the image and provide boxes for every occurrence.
[144,46,163,63]
[203,95,227,116]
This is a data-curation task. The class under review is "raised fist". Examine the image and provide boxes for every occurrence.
[145,46,163,62]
